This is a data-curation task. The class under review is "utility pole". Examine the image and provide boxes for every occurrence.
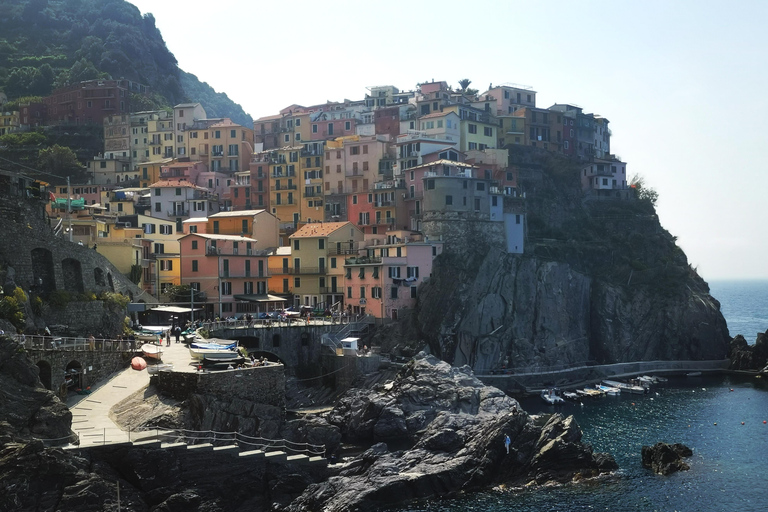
[67,175,72,242]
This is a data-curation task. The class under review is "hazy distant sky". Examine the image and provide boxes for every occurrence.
[127,0,768,281]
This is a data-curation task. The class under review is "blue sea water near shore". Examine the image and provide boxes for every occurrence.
[709,279,768,344]
[393,280,768,512]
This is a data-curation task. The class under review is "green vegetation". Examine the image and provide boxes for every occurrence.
[0,0,252,126]
[128,264,142,285]
[0,287,27,330]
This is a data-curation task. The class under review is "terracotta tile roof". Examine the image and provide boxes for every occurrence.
[419,111,454,119]
[290,221,351,239]
[255,113,284,122]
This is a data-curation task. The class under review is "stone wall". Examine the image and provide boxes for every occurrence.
[422,214,506,259]
[45,301,127,338]
[152,364,285,408]
[26,346,131,393]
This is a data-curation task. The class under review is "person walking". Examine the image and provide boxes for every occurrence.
[174,325,181,343]
[165,330,171,347]
[504,434,511,454]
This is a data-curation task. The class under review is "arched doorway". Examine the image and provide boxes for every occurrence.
[65,360,84,391]
[62,258,84,293]
[36,360,52,390]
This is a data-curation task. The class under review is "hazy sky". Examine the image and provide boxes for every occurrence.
[127,0,768,281]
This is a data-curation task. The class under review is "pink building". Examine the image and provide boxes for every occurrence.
[179,233,274,318]
[343,231,443,319]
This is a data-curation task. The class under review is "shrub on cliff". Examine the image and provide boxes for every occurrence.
[0,287,26,329]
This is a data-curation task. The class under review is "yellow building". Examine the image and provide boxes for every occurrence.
[252,146,303,229]
[442,104,498,152]
[136,159,168,188]
[498,115,526,147]
[288,221,364,309]
[206,210,279,250]
[186,118,254,173]
[267,246,292,296]
[0,110,19,135]
[94,224,147,288]
[133,213,182,297]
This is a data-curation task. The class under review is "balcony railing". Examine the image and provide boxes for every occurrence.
[267,267,325,275]
[345,256,382,265]
[271,171,296,178]
[268,267,292,275]
[220,271,269,278]
[270,184,297,191]
[167,210,189,217]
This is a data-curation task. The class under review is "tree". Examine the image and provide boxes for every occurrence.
[163,284,206,304]
[37,144,84,178]
[458,78,472,91]
[630,174,659,207]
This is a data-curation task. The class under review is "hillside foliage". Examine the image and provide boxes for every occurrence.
[0,0,252,126]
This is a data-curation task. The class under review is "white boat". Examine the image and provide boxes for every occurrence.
[686,371,702,377]
[540,389,565,405]
[562,391,580,401]
[141,343,163,360]
[603,379,647,395]
[188,340,238,360]
[596,384,621,396]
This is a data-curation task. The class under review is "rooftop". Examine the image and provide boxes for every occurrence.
[290,221,352,239]
[208,209,268,218]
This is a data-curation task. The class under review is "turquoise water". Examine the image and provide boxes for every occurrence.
[709,279,768,344]
[398,376,768,512]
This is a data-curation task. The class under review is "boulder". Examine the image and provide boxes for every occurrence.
[641,442,692,475]
[288,354,616,511]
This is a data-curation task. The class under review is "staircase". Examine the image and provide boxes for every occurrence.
[321,315,373,352]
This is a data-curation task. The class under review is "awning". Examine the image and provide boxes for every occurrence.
[233,294,288,303]
[150,306,204,313]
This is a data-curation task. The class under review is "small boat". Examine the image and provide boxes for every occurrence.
[141,343,163,360]
[636,375,656,386]
[147,363,173,374]
[201,354,246,366]
[189,341,239,360]
[596,384,621,396]
[541,388,565,405]
[686,371,702,377]
[562,391,580,401]
[135,329,165,343]
[580,387,604,397]
[181,328,198,343]
[603,379,647,395]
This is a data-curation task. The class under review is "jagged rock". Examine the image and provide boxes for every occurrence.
[641,442,692,475]
[281,416,342,457]
[729,332,768,371]
[287,354,615,511]
[0,337,73,443]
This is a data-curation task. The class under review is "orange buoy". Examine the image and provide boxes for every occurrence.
[763,420,766,424]
[730,388,734,392]
[631,402,636,406]
[741,422,745,425]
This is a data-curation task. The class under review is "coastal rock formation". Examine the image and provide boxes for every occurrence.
[414,153,730,375]
[0,335,73,443]
[641,442,693,475]
[288,354,616,511]
[728,333,768,371]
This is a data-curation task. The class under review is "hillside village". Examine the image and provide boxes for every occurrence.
[0,79,634,321]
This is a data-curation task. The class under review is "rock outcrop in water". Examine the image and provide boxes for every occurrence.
[641,442,693,475]
[728,332,768,371]
[287,353,616,511]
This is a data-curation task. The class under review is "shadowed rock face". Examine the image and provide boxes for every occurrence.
[0,336,73,444]
[728,332,768,371]
[641,442,692,475]
[288,354,616,512]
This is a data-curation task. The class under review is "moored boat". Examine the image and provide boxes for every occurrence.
[147,363,173,374]
[603,379,647,394]
[686,371,702,377]
[596,384,621,396]
[141,343,163,360]
[188,340,238,360]
[562,391,580,400]
[541,388,565,405]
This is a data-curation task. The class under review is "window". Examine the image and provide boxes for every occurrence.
[312,124,318,133]
[192,260,198,272]
[360,286,366,299]
[484,127,493,137]
[319,238,325,249]
[372,287,381,299]
[154,243,164,254]
[468,142,478,150]
[445,195,453,206]
[476,182,485,191]
[191,240,198,250]
[388,266,401,278]
[426,179,435,190]
[407,267,419,279]
[474,198,481,211]
[331,257,336,269]
[345,121,351,130]
[214,130,221,139]
[350,146,360,155]
[155,202,162,212]
[391,286,398,299]
[468,124,477,134]
[411,286,417,298]
[293,239,300,250]
[242,219,248,232]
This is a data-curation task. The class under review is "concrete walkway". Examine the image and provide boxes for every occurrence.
[67,337,199,446]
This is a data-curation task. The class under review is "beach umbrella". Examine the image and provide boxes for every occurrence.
[131,356,147,371]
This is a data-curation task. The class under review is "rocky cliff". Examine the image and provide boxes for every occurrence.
[415,151,730,373]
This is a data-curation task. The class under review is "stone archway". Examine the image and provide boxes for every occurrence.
[36,360,52,390]
[61,258,84,293]
[94,268,106,286]
[31,248,56,293]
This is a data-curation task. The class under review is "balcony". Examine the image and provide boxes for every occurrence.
[268,267,292,275]
[270,171,296,178]
[374,201,392,208]
[270,184,297,191]
[167,210,189,217]
[345,256,382,265]
[220,271,269,278]
[304,190,322,197]
[318,287,341,294]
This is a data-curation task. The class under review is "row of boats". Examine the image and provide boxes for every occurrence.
[541,375,668,405]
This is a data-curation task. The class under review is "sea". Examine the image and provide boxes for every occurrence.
[394,280,768,512]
